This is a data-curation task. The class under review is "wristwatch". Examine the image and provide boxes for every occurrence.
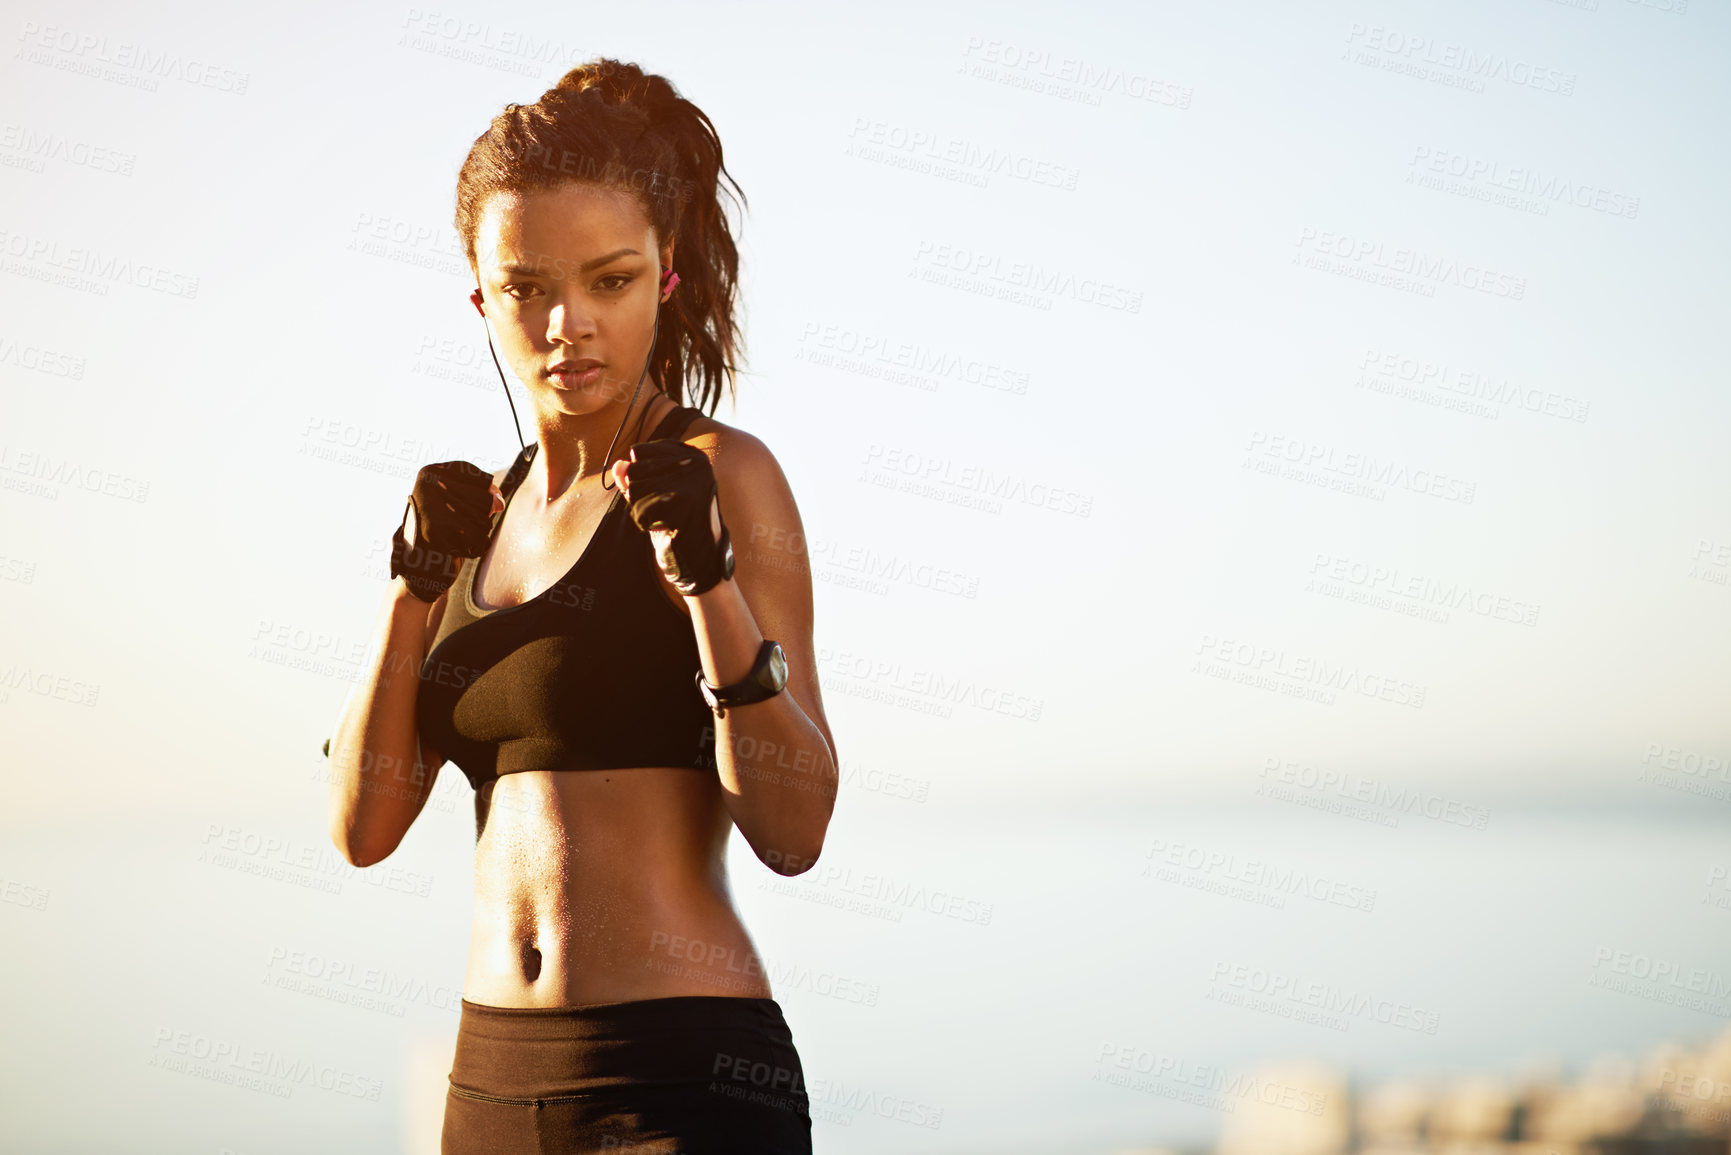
[696,640,788,717]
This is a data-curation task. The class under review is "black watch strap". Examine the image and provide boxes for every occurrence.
[696,640,788,717]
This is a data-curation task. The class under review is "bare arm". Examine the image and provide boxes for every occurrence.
[328,467,509,863]
[674,432,839,876]
[326,577,449,867]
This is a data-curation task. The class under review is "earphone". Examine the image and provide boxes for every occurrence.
[469,267,679,491]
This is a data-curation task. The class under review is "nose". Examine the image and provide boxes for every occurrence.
[545,291,597,346]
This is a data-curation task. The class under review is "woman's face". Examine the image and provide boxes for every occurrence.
[472,182,672,418]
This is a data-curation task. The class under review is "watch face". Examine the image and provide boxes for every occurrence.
[761,643,789,691]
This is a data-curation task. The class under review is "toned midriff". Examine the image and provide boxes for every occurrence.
[462,765,774,1008]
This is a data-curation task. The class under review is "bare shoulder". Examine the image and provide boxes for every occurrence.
[678,410,785,494]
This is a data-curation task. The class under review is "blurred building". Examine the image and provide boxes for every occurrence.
[1203,1025,1731,1155]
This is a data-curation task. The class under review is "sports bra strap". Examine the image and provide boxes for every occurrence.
[646,400,700,441]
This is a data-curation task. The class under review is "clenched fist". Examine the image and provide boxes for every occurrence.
[614,439,734,597]
[391,460,505,602]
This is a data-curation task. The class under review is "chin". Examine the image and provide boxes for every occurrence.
[541,380,614,413]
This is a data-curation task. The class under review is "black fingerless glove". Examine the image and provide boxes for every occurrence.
[623,440,735,597]
[390,460,497,603]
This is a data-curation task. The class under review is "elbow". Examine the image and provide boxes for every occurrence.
[338,840,391,870]
[328,820,391,870]
[329,831,371,869]
[757,792,835,877]
[763,839,825,877]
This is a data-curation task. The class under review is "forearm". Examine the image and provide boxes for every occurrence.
[328,580,438,864]
[688,578,836,874]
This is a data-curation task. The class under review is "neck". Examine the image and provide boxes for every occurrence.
[529,387,674,501]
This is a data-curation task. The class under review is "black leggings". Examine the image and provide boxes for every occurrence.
[442,995,812,1155]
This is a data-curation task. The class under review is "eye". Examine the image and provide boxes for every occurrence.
[598,274,634,292]
[502,282,541,301]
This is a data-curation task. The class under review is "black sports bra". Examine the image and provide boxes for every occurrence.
[415,403,716,791]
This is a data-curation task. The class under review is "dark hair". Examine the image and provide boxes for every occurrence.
[454,58,747,416]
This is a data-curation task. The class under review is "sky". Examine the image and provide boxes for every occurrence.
[1,0,1727,1152]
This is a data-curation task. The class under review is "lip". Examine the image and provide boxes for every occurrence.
[548,361,603,388]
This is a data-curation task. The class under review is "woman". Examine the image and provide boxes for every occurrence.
[325,58,838,1154]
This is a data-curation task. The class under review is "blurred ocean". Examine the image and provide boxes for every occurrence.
[4,797,1728,1153]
